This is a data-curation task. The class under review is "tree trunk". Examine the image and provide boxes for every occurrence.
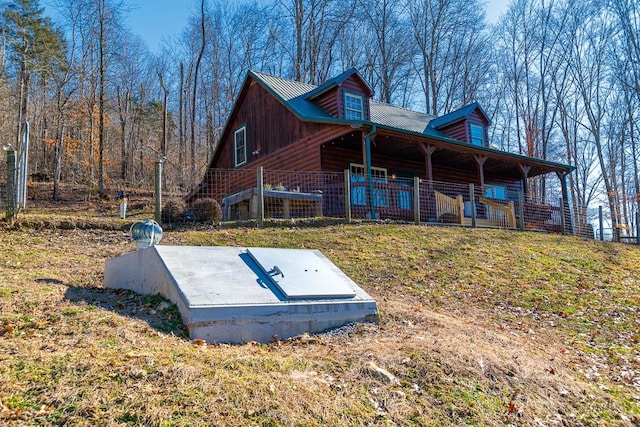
[159,72,169,156]
[179,62,185,190]
[53,120,64,200]
[190,0,206,184]
[98,0,106,197]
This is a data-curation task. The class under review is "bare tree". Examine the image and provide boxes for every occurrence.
[2,0,65,166]
[609,0,640,226]
[190,0,206,183]
[274,0,356,84]
[357,0,413,104]
[408,0,490,115]
[564,3,619,228]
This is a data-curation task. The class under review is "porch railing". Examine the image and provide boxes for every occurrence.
[190,167,589,237]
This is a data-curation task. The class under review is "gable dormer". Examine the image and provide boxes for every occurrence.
[427,102,491,147]
[306,69,374,121]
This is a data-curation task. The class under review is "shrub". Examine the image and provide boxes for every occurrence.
[191,198,222,224]
[162,199,187,223]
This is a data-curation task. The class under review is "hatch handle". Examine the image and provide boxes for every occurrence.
[269,265,284,278]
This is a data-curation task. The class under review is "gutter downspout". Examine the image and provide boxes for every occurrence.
[364,124,377,219]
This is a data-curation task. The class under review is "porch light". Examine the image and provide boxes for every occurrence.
[130,219,163,249]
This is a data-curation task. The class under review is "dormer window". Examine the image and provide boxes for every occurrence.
[344,92,364,120]
[470,123,485,146]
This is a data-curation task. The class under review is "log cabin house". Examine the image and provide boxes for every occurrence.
[192,69,574,230]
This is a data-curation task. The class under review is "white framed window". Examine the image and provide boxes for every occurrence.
[350,163,388,207]
[344,92,364,120]
[350,163,387,180]
[470,123,485,146]
[234,126,247,167]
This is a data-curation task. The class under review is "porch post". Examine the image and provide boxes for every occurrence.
[363,125,378,219]
[413,176,420,225]
[473,155,487,189]
[344,169,351,223]
[469,183,476,228]
[518,164,531,195]
[518,191,525,231]
[419,143,436,184]
[257,166,264,226]
[556,171,573,235]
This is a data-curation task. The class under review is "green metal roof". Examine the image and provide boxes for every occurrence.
[428,101,491,128]
[305,68,373,100]
[250,71,332,119]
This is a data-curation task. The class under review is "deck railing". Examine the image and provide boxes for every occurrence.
[188,167,590,237]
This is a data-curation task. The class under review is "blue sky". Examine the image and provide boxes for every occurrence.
[125,0,196,53]
[44,0,510,55]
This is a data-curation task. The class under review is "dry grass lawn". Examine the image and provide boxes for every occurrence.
[1,184,639,425]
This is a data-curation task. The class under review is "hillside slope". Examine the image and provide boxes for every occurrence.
[1,222,639,426]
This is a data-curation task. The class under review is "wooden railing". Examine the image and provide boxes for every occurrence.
[435,191,464,224]
[479,197,516,228]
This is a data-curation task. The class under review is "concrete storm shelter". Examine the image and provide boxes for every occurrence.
[104,246,378,344]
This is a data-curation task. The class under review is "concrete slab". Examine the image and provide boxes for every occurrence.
[104,246,378,343]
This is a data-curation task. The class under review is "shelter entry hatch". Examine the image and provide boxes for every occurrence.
[246,247,356,299]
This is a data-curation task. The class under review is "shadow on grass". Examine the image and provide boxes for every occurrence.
[62,283,187,338]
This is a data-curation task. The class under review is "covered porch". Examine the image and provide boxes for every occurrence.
[318,124,574,231]
[196,167,573,235]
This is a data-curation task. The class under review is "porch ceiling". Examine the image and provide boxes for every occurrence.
[374,132,567,179]
[324,130,568,179]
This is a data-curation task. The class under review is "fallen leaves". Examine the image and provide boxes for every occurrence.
[1,323,14,336]
[2,221,640,425]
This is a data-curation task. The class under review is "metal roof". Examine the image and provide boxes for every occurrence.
[251,70,437,134]
[428,101,491,128]
[251,71,333,119]
[305,68,373,100]
[370,102,435,134]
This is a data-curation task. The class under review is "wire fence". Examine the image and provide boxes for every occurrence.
[190,167,596,238]
[0,165,631,243]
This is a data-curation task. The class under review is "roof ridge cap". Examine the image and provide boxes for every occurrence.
[250,70,318,90]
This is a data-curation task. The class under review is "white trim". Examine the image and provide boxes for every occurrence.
[344,92,364,120]
[350,163,387,179]
[234,126,247,167]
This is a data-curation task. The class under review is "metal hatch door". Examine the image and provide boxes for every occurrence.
[246,248,356,299]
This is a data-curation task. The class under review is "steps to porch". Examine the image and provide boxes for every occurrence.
[433,191,517,228]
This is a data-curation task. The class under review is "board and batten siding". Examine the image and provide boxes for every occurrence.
[214,80,328,169]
